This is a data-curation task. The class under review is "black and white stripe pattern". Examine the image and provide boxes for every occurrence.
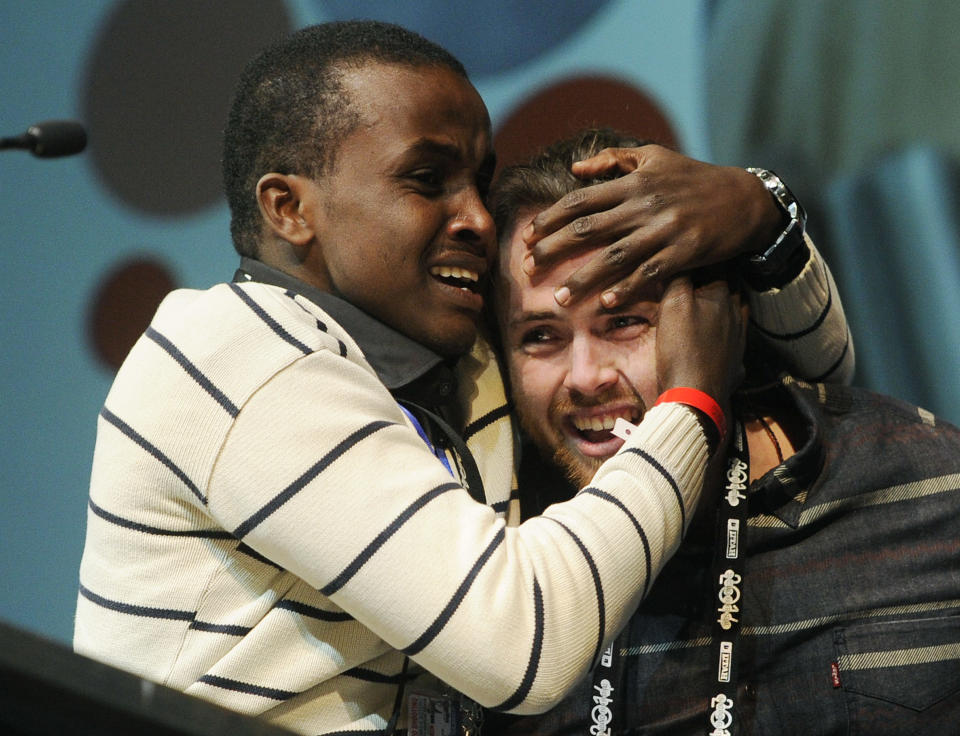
[76,281,710,733]
[747,239,856,385]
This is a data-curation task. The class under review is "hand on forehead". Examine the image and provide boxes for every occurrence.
[499,208,662,312]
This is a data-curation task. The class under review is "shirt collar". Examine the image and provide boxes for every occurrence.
[738,377,825,528]
[233,257,458,406]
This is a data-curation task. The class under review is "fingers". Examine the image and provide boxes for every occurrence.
[553,216,700,306]
[522,145,787,315]
[569,147,645,179]
[655,275,697,393]
[523,178,637,269]
[655,275,744,404]
[704,280,748,398]
[690,271,733,302]
[521,143,774,312]
[555,243,670,307]
[659,273,695,315]
[521,146,661,255]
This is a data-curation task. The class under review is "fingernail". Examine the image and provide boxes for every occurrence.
[522,254,535,275]
[600,291,617,308]
[554,286,571,305]
[521,222,534,241]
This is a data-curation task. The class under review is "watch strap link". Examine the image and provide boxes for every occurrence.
[745,167,808,277]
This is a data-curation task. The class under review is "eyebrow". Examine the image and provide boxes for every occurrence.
[405,139,495,173]
[508,302,637,330]
[508,309,559,329]
[407,138,463,161]
[407,138,497,168]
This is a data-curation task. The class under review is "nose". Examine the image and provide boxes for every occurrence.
[447,186,495,256]
[563,335,619,398]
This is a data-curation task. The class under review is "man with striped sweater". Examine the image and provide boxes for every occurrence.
[488,129,960,734]
[75,22,856,736]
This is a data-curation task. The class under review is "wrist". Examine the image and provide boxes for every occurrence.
[742,168,808,287]
[741,167,786,252]
[654,387,727,452]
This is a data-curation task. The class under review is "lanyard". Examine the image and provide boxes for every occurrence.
[398,403,454,476]
[706,420,749,736]
[391,402,487,735]
[397,400,486,504]
[589,421,749,736]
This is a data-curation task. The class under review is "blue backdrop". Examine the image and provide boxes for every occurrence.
[2,0,958,646]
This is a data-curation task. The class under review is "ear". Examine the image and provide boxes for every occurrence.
[256,173,315,247]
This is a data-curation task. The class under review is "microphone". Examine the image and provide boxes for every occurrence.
[1,120,87,158]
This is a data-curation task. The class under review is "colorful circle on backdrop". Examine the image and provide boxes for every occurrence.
[80,5,672,372]
[88,258,178,372]
[82,0,293,215]
[313,0,612,76]
[493,75,678,171]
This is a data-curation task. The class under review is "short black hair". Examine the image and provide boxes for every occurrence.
[222,20,468,258]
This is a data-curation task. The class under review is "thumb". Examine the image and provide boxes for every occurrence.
[571,148,640,179]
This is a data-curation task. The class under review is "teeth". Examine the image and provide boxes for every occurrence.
[430,266,479,283]
[573,412,635,433]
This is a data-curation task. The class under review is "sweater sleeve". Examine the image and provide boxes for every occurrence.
[747,235,855,384]
[206,347,707,714]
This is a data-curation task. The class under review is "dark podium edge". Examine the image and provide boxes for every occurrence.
[0,620,297,735]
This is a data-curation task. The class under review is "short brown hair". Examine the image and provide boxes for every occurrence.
[489,127,648,246]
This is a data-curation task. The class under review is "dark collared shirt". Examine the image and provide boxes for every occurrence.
[498,378,960,735]
[234,257,458,413]
[233,258,487,498]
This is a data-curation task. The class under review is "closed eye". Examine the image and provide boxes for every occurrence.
[407,168,444,193]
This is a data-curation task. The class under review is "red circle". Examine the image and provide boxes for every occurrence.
[494,75,678,171]
[88,257,178,372]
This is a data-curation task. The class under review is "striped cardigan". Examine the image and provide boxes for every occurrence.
[74,240,848,734]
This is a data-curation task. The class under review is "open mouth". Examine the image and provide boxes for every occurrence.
[570,409,641,444]
[429,265,482,293]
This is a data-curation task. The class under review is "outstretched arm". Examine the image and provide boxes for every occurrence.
[205,280,744,713]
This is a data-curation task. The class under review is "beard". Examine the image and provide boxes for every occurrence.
[517,384,647,491]
[550,443,606,488]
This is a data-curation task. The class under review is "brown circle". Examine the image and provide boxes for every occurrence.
[88,257,178,372]
[82,0,292,215]
[493,75,678,171]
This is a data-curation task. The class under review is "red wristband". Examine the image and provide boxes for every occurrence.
[654,388,726,445]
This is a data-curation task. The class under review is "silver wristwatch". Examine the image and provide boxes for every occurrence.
[745,168,807,275]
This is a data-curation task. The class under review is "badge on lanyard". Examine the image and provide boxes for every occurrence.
[707,421,749,736]
[408,691,483,736]
[602,419,751,736]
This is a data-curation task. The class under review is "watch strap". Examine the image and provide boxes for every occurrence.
[744,168,808,278]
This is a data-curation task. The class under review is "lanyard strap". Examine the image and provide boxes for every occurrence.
[398,403,454,476]
[389,401,487,734]
[397,400,485,504]
[707,420,749,736]
[588,421,749,736]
